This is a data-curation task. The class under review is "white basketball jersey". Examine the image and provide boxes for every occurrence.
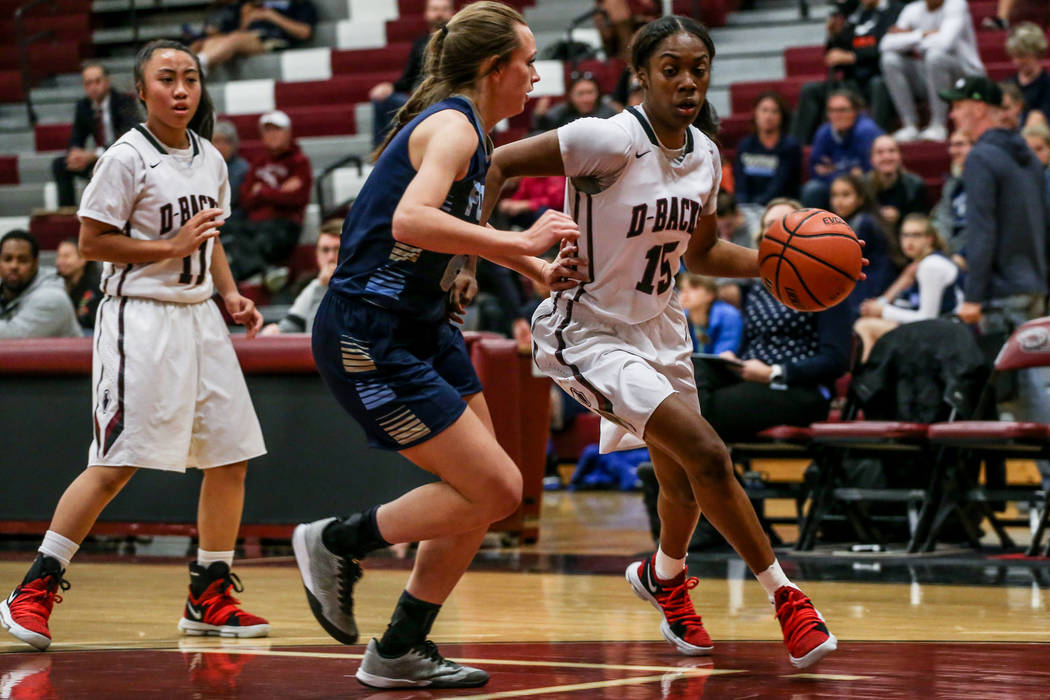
[557,107,720,325]
[78,125,230,304]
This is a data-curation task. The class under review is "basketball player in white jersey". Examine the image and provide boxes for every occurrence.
[482,16,840,669]
[0,40,269,651]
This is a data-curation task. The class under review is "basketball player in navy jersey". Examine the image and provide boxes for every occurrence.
[1,40,268,652]
[482,16,849,669]
[291,2,584,689]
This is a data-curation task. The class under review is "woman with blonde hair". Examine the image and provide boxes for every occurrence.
[856,213,962,361]
[292,2,584,689]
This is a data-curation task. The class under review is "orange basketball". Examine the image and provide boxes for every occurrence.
[758,208,863,312]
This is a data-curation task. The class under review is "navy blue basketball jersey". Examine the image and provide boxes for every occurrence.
[328,96,490,323]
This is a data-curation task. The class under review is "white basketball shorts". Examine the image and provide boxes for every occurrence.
[531,291,699,453]
[88,296,266,472]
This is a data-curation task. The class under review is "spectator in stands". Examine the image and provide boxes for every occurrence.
[531,73,616,132]
[931,129,973,263]
[211,120,251,212]
[678,273,742,355]
[223,110,313,285]
[492,176,566,230]
[260,226,340,335]
[54,237,101,332]
[184,0,242,51]
[801,88,883,209]
[0,230,80,338]
[829,172,898,312]
[791,0,902,144]
[692,199,853,443]
[981,0,1016,31]
[52,63,140,208]
[368,0,455,147]
[866,134,927,231]
[732,92,802,206]
[1022,122,1050,203]
[594,0,660,61]
[879,0,984,143]
[999,81,1025,131]
[945,75,1050,486]
[715,191,760,249]
[195,0,318,73]
[855,213,961,360]
[945,75,1048,331]
[1005,22,1050,128]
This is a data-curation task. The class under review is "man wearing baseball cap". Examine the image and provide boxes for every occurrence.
[942,75,1050,485]
[222,110,313,287]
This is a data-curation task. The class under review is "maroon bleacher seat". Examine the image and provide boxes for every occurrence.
[29,213,79,249]
[0,155,17,185]
[35,123,71,152]
[0,70,22,103]
[730,75,822,114]
[330,44,414,74]
[551,411,600,463]
[224,105,356,142]
[809,420,928,440]
[275,73,400,108]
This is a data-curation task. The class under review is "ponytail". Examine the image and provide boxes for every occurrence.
[372,1,525,160]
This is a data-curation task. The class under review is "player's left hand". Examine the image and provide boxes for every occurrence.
[225,293,264,338]
[541,242,589,291]
[448,270,478,325]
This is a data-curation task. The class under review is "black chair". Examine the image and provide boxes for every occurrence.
[925,317,1050,556]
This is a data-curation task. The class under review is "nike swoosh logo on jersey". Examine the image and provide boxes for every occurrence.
[186,602,203,620]
[149,161,161,168]
[635,151,650,159]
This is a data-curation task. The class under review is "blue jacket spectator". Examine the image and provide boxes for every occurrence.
[801,89,883,209]
[829,172,898,313]
[678,273,743,354]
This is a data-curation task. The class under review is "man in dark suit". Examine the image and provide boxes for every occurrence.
[51,62,140,207]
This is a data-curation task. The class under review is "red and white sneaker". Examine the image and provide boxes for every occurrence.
[0,556,69,651]
[177,562,269,638]
[774,585,837,668]
[626,555,713,655]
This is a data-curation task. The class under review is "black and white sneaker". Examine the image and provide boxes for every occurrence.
[292,518,361,644]
[355,638,489,689]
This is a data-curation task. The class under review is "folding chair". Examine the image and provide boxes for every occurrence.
[799,320,989,552]
[925,317,1050,556]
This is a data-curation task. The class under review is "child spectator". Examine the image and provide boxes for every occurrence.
[931,129,973,264]
[678,273,742,354]
[1005,22,1050,127]
[532,73,616,132]
[54,237,101,332]
[829,172,898,312]
[855,213,961,360]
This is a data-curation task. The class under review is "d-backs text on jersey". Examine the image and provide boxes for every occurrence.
[159,194,220,236]
[626,196,704,238]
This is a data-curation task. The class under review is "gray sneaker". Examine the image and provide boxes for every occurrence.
[292,518,361,644]
[355,638,490,689]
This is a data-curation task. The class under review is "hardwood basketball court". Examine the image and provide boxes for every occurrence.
[1,492,1048,698]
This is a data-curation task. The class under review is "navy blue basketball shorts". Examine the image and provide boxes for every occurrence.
[312,291,483,451]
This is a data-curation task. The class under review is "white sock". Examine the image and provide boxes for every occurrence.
[38,530,79,569]
[755,560,796,599]
[654,547,686,581]
[197,549,234,568]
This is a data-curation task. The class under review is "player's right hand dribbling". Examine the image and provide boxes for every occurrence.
[520,210,580,256]
[169,207,224,259]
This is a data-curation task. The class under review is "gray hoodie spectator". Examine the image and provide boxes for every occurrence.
[1,230,81,338]
[962,126,1048,303]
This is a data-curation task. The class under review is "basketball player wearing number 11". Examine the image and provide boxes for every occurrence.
[1,40,269,652]
[484,16,861,668]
